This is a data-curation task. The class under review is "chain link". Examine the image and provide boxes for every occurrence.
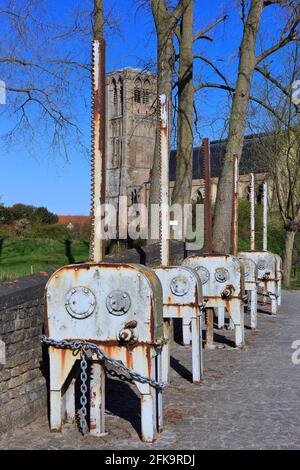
[41,335,166,392]
[79,350,89,435]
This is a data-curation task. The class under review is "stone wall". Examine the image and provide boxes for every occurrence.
[0,273,49,434]
[0,241,185,435]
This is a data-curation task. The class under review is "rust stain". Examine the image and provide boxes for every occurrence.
[125,349,133,370]
[149,299,154,341]
[60,349,68,371]
[146,345,152,376]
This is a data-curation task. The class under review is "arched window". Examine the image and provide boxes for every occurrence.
[196,189,203,204]
[134,78,142,104]
[112,79,118,115]
[257,183,264,204]
[118,77,123,115]
[246,185,251,201]
[143,79,150,105]
[131,189,138,204]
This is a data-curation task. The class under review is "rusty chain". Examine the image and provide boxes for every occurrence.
[41,336,166,388]
[41,335,166,435]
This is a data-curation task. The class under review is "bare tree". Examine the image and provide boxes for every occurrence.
[171,0,194,208]
[148,0,190,226]
[0,0,118,160]
[172,5,227,209]
[206,0,300,253]
[250,43,300,286]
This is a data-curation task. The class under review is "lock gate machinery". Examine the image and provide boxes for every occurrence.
[154,266,204,384]
[238,175,282,315]
[42,33,168,443]
[237,255,259,329]
[155,95,204,385]
[182,140,245,348]
[182,254,245,347]
[44,263,165,442]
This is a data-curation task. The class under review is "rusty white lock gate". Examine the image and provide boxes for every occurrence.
[154,95,204,384]
[238,176,282,315]
[237,254,259,329]
[182,255,245,347]
[42,34,168,444]
[44,263,165,443]
[182,140,245,348]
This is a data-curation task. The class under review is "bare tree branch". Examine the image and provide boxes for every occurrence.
[193,15,227,42]
[256,14,300,64]
[193,55,232,90]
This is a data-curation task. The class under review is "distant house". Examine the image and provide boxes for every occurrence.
[58,216,91,229]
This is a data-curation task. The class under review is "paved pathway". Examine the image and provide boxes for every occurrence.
[0,291,300,450]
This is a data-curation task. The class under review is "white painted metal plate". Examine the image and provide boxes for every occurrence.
[45,263,164,344]
[182,254,244,299]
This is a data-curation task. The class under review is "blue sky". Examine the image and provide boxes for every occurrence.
[0,0,285,215]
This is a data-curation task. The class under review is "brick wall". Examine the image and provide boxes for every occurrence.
[0,273,49,434]
[0,241,185,435]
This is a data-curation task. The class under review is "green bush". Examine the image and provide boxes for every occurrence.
[7,203,58,224]
[0,225,12,238]
[27,223,70,239]
[69,224,91,241]
[0,205,13,223]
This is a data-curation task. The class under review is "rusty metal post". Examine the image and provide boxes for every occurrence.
[231,154,239,257]
[90,362,106,436]
[159,94,170,266]
[205,309,214,349]
[202,138,212,254]
[91,38,106,263]
[263,181,268,251]
[250,173,255,251]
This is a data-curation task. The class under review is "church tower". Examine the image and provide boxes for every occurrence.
[105,68,157,210]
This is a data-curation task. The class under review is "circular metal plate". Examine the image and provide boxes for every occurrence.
[170,275,190,296]
[106,290,131,316]
[195,266,210,285]
[215,267,229,283]
[65,287,96,319]
[257,258,266,271]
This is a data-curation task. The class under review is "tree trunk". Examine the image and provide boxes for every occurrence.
[283,230,296,287]
[148,0,189,243]
[172,0,194,209]
[93,0,103,39]
[149,22,174,211]
[212,0,264,253]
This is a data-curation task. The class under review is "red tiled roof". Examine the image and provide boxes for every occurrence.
[58,216,91,226]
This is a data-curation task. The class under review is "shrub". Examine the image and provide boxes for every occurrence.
[31,207,58,224]
[27,223,70,239]
[15,218,30,237]
[0,224,12,238]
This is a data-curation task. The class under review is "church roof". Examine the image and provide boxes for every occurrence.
[169,133,269,181]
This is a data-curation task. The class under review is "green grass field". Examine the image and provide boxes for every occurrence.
[0,237,90,281]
